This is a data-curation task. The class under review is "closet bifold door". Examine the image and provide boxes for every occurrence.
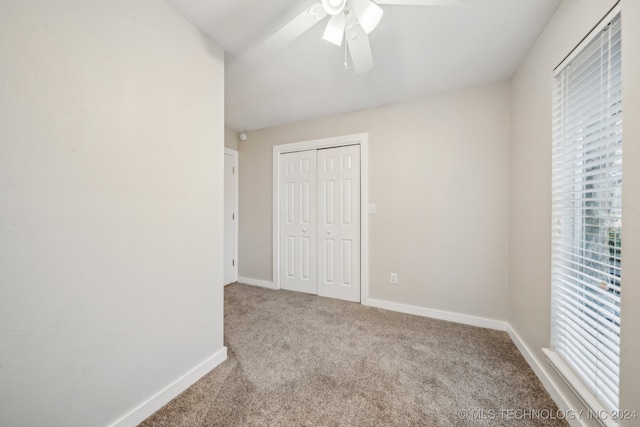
[317,145,361,302]
[279,150,318,294]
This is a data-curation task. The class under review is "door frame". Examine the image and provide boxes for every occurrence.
[225,148,239,284]
[272,133,369,303]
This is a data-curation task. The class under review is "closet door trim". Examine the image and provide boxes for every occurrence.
[272,133,369,304]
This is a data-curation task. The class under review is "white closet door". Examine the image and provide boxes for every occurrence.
[317,145,361,302]
[280,150,318,294]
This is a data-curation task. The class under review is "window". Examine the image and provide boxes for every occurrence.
[548,5,622,415]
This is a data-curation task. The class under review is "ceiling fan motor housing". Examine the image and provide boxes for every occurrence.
[322,0,348,15]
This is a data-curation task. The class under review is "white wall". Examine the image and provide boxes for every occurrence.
[238,82,510,323]
[0,1,226,426]
[510,0,640,422]
[620,0,640,416]
[225,128,239,150]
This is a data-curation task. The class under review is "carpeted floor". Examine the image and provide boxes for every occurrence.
[141,283,567,426]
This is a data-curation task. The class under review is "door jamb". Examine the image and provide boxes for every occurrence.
[272,133,369,303]
[225,148,239,284]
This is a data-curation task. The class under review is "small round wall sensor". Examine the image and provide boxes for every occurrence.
[239,133,247,142]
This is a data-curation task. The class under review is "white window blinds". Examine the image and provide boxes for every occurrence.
[550,7,622,413]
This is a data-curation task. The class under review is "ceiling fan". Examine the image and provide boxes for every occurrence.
[251,0,470,74]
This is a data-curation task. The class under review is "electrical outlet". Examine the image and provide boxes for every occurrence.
[390,273,398,284]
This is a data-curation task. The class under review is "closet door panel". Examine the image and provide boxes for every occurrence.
[317,145,361,302]
[280,151,318,294]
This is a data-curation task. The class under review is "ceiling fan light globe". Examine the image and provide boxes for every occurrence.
[322,0,348,15]
[322,13,346,46]
[354,0,383,34]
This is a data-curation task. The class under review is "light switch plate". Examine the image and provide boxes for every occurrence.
[368,203,376,214]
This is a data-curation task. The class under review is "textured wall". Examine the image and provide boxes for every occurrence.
[237,82,510,323]
[0,1,225,425]
[510,0,640,422]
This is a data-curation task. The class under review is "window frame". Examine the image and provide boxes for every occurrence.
[544,3,623,424]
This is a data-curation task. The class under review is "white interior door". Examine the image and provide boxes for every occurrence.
[317,145,361,302]
[224,151,238,285]
[280,150,318,294]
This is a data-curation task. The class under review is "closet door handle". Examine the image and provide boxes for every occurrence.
[302,229,307,233]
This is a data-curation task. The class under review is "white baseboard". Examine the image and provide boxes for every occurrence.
[363,298,508,331]
[363,299,578,425]
[238,276,277,290]
[109,346,228,427]
[507,327,584,427]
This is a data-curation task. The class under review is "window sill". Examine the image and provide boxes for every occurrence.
[542,348,618,427]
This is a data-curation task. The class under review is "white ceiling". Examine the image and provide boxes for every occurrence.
[164,0,561,131]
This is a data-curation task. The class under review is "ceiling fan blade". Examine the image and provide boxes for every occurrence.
[227,2,327,67]
[346,25,374,74]
[373,0,469,5]
[241,3,327,62]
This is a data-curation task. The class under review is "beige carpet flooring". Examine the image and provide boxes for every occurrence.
[141,283,567,426]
